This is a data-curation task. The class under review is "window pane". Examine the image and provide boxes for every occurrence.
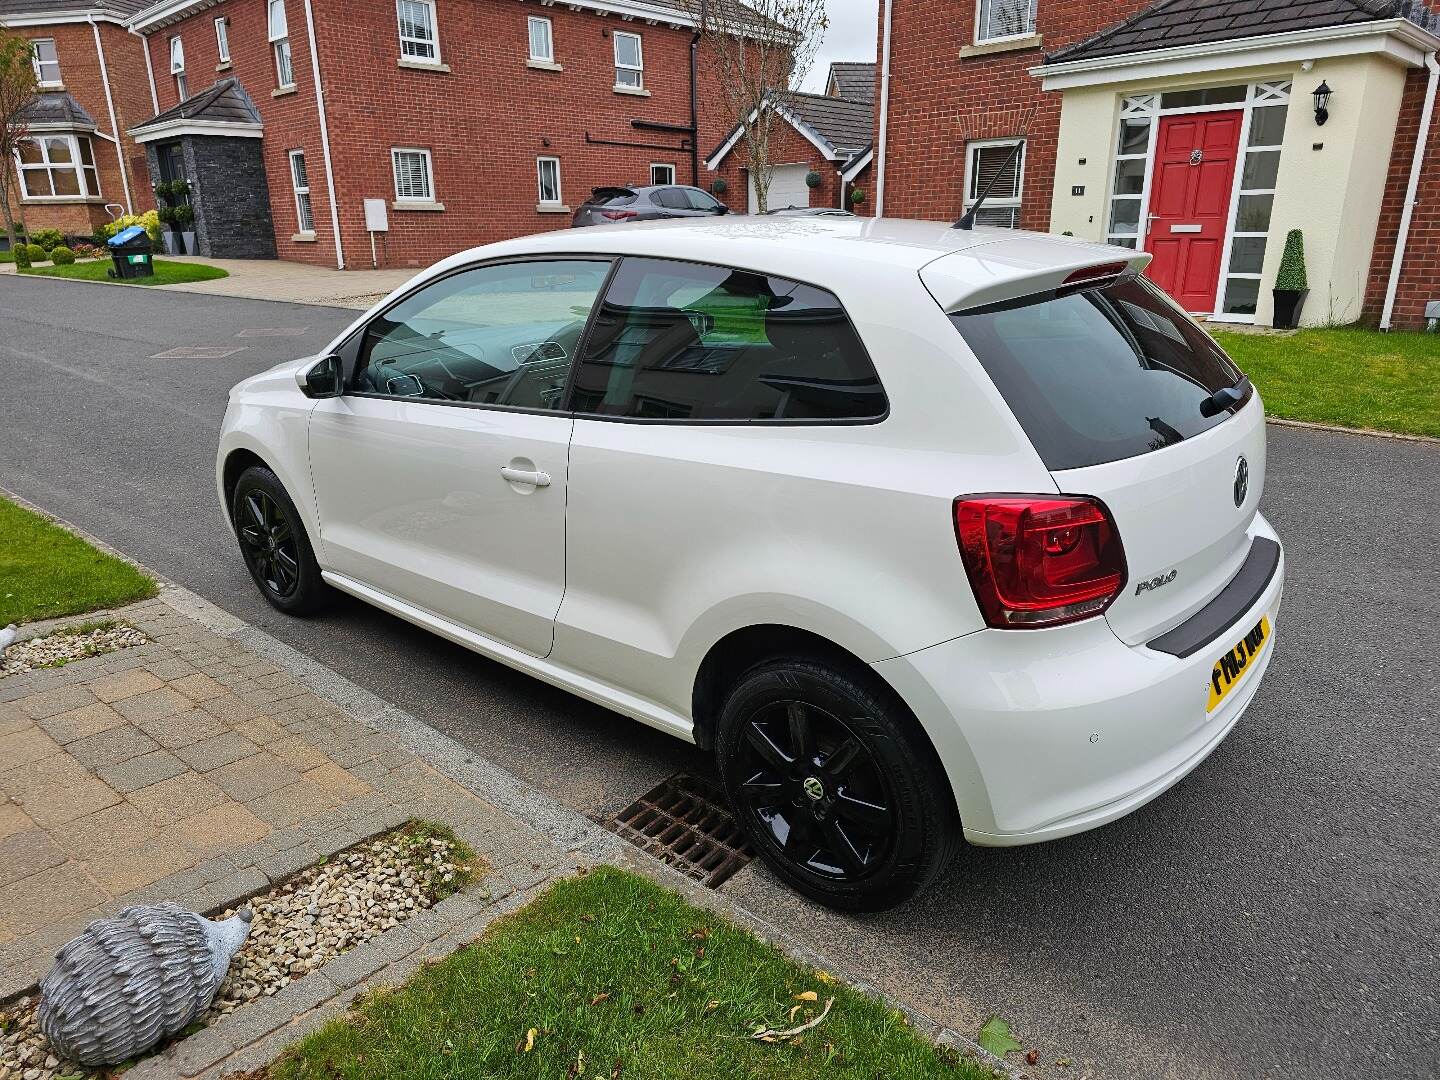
[21,168,52,197]
[275,40,293,85]
[44,137,73,164]
[83,165,100,196]
[356,259,612,410]
[1248,105,1288,147]
[77,136,95,166]
[1235,193,1273,233]
[528,18,551,60]
[1118,118,1151,156]
[616,68,641,88]
[1159,85,1246,109]
[1228,235,1266,275]
[296,192,314,233]
[572,257,886,421]
[291,152,309,190]
[393,151,432,200]
[978,0,1035,39]
[398,0,435,56]
[537,159,559,203]
[653,188,688,209]
[1222,277,1260,316]
[950,278,1246,470]
[1109,237,1138,249]
[650,164,674,185]
[1114,158,1145,195]
[17,139,42,165]
[972,205,1019,228]
[614,33,640,67]
[1108,198,1140,235]
[51,167,81,196]
[684,188,720,211]
[968,142,1021,201]
[170,36,184,71]
[268,0,288,39]
[1240,149,1279,190]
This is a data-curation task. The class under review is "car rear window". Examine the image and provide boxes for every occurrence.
[588,188,636,206]
[950,277,1248,471]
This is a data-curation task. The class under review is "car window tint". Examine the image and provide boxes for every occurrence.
[353,259,612,410]
[683,188,720,211]
[950,277,1247,470]
[652,188,689,210]
[588,189,635,206]
[570,257,886,421]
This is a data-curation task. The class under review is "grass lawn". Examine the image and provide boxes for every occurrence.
[270,866,994,1080]
[1212,326,1440,438]
[0,496,156,625]
[18,257,228,286]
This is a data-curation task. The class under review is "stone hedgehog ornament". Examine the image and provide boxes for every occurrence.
[37,903,252,1066]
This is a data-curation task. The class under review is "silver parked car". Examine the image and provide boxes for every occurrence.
[571,185,730,226]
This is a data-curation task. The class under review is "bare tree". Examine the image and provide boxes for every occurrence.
[0,30,38,254]
[701,0,828,214]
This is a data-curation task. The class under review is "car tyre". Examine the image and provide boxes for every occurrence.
[716,658,958,911]
[231,465,330,615]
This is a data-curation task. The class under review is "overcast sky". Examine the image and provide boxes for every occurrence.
[800,0,880,93]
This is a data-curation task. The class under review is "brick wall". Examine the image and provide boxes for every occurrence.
[5,21,156,240]
[1363,55,1440,329]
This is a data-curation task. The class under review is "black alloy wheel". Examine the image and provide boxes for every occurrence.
[735,699,896,880]
[237,487,300,599]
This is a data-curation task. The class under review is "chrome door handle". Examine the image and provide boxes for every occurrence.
[499,466,550,488]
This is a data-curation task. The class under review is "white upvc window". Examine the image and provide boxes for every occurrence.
[527,16,553,62]
[650,162,675,185]
[169,36,187,97]
[30,38,62,87]
[613,31,642,89]
[214,17,231,64]
[15,134,101,200]
[268,0,294,88]
[392,147,435,202]
[397,0,438,61]
[536,155,562,206]
[289,149,314,234]
[976,0,1036,42]
[964,138,1025,228]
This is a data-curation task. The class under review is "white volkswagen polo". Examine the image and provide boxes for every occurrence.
[217,217,1283,910]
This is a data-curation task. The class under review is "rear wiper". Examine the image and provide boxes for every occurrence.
[1200,376,1251,418]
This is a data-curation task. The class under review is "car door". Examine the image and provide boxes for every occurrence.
[307,257,614,658]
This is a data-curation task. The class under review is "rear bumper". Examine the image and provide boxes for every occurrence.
[876,514,1284,845]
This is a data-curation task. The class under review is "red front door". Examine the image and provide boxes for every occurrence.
[1144,111,1242,313]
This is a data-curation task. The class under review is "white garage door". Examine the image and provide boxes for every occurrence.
[749,163,810,213]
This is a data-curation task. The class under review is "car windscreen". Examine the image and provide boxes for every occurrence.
[949,277,1249,471]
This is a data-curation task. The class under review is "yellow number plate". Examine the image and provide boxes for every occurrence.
[1207,616,1270,713]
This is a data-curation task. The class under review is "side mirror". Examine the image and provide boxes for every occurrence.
[714,205,730,215]
[296,354,342,399]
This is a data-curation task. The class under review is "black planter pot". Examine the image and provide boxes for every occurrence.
[1272,288,1308,329]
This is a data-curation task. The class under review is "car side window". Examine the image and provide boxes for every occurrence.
[652,188,689,210]
[569,257,886,421]
[683,188,721,212]
[352,259,612,410]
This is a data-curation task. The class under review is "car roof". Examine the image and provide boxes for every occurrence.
[432,217,1148,310]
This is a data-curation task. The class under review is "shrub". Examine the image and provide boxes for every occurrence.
[13,245,31,269]
[101,211,162,245]
[710,177,728,195]
[31,228,64,251]
[849,187,867,205]
[1275,229,1307,292]
[24,244,48,262]
[157,205,177,226]
[173,204,194,226]
[49,246,76,265]
[805,170,822,188]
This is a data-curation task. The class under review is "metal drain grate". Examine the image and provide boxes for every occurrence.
[608,774,753,888]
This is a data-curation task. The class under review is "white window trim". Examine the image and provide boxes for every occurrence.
[268,0,295,88]
[169,35,184,74]
[214,17,230,64]
[396,0,440,63]
[527,16,554,63]
[613,30,643,90]
[650,162,676,185]
[31,38,62,87]
[288,149,314,235]
[15,133,102,201]
[391,146,436,203]
[536,155,562,206]
[975,0,1037,45]
[963,137,1025,227]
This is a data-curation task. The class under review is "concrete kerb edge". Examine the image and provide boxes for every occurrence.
[4,267,374,313]
[0,486,1019,1077]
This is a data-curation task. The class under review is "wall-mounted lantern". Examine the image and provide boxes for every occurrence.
[1312,81,1332,126]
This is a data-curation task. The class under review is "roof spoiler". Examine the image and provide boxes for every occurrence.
[920,238,1153,315]
[591,186,637,197]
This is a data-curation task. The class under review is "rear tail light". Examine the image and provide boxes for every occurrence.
[601,210,639,221]
[1062,262,1128,287]
[954,496,1127,629]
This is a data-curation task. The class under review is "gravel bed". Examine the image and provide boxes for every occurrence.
[0,623,148,678]
[0,826,475,1080]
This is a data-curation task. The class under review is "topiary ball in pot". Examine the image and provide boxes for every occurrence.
[710,177,728,195]
[849,188,867,206]
[1272,229,1308,329]
[805,170,823,189]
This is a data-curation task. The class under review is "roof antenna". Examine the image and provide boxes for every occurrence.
[954,105,1037,230]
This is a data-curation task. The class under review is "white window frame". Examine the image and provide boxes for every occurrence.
[391,147,435,203]
[649,162,676,186]
[396,0,439,63]
[527,16,554,63]
[963,137,1025,228]
[288,149,314,234]
[15,133,101,201]
[30,38,62,87]
[268,0,294,88]
[169,35,185,74]
[536,155,562,206]
[613,30,643,90]
[975,0,1037,43]
[214,17,231,64]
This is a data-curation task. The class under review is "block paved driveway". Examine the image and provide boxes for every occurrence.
[3,276,1437,1078]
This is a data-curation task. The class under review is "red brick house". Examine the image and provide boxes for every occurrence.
[705,60,876,213]
[2,0,157,239]
[871,0,1440,329]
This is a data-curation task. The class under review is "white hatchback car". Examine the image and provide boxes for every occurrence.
[218,217,1283,910]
